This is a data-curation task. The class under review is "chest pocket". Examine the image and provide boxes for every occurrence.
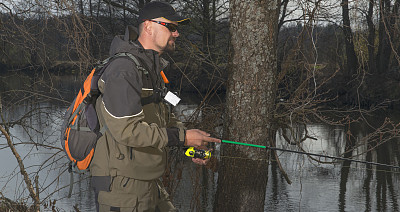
[141,89,169,127]
[140,68,170,127]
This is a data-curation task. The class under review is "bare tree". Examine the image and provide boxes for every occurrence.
[214,1,279,211]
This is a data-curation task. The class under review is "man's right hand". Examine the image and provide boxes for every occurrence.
[185,129,221,148]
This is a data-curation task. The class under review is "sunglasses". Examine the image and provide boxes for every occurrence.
[147,20,178,32]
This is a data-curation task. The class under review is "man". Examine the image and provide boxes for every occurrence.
[90,1,220,211]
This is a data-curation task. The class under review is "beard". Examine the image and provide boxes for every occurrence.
[164,38,176,53]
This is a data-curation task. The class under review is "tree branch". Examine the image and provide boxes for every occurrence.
[0,125,40,210]
[102,0,138,15]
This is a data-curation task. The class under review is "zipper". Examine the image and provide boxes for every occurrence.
[130,147,133,160]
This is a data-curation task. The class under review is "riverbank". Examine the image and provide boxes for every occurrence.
[0,197,28,211]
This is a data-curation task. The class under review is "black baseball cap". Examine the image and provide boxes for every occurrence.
[138,1,190,24]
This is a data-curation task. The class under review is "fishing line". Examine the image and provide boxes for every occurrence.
[217,156,400,175]
[221,139,400,170]
[185,140,400,170]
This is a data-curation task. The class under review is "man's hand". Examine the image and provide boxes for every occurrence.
[192,156,219,172]
[185,129,221,148]
[192,158,209,165]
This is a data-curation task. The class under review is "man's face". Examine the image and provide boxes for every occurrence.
[151,18,180,54]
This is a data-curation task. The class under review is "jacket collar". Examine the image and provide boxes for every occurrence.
[124,26,169,70]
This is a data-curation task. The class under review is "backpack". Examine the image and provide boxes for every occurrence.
[60,52,147,171]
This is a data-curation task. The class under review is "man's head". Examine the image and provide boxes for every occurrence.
[137,1,190,54]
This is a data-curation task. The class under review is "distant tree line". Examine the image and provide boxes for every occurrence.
[1,0,400,106]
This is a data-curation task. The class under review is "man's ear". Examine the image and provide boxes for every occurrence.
[143,21,153,35]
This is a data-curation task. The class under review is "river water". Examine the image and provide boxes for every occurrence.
[0,74,399,211]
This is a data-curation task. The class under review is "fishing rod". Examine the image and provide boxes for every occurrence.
[184,140,400,170]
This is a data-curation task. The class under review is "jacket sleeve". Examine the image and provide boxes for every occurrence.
[165,113,186,146]
[99,58,170,149]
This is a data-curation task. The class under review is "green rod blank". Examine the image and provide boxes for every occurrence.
[222,140,266,149]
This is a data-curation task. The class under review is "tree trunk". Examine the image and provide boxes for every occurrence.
[215,1,279,211]
[202,0,211,49]
[377,0,392,74]
[341,0,358,77]
[366,0,376,73]
[89,0,93,17]
[211,0,216,46]
[79,0,84,15]
[389,0,400,68]
[123,0,126,25]
[108,2,114,35]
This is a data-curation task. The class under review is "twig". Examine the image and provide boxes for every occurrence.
[272,149,292,184]
[0,125,40,211]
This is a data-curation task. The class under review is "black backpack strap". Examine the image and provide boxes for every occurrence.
[95,52,163,106]
[116,52,148,75]
[116,52,165,106]
[141,88,166,105]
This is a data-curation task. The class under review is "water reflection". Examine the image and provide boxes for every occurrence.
[267,124,400,211]
[1,89,400,211]
[0,100,96,210]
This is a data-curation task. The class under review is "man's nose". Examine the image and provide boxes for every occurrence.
[172,30,179,37]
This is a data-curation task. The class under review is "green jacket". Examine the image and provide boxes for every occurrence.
[90,26,185,180]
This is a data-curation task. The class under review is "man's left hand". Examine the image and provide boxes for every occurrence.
[192,158,209,165]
